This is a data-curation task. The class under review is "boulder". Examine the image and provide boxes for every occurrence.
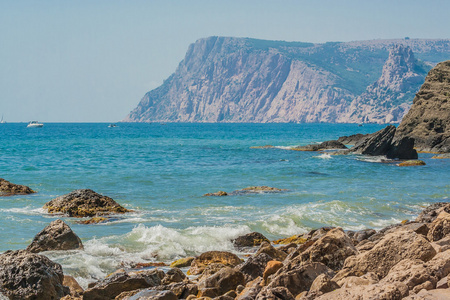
[334,229,436,281]
[313,282,409,300]
[0,178,35,196]
[297,228,358,271]
[263,261,284,284]
[416,202,450,223]
[265,262,335,296]
[300,273,340,299]
[255,286,294,300]
[63,275,83,297]
[337,272,379,288]
[386,136,418,159]
[83,268,165,300]
[0,250,69,299]
[254,241,287,261]
[233,232,270,248]
[427,211,450,242]
[397,160,426,166]
[403,288,450,299]
[170,257,195,268]
[26,219,83,253]
[235,277,263,300]
[197,267,245,298]
[188,251,242,275]
[149,282,199,299]
[43,189,130,217]
[350,125,396,156]
[161,268,186,285]
[346,229,376,245]
[235,253,272,282]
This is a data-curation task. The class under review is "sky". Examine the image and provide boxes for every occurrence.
[1,0,449,122]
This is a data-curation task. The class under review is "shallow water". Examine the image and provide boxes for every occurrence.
[0,123,448,286]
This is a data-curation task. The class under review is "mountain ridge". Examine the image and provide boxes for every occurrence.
[124,37,450,123]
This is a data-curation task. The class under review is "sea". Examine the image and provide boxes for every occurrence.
[0,122,448,287]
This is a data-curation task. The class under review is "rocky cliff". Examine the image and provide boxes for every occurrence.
[395,60,450,153]
[124,37,450,123]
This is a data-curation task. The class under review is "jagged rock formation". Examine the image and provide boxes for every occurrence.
[124,37,450,123]
[395,60,450,153]
[344,45,427,123]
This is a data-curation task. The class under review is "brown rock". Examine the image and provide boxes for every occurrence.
[26,219,83,253]
[314,282,409,300]
[334,229,436,281]
[188,251,242,275]
[397,160,426,166]
[301,273,339,299]
[233,232,270,248]
[337,272,379,288]
[297,228,358,271]
[198,267,245,297]
[346,229,376,245]
[428,211,450,242]
[121,289,178,300]
[255,286,294,300]
[170,257,195,268]
[0,178,35,196]
[235,277,263,300]
[255,241,287,261]
[235,253,273,282]
[83,268,165,300]
[403,288,450,299]
[161,268,186,285]
[0,249,69,300]
[263,261,284,284]
[63,275,83,296]
[203,191,228,197]
[44,189,130,217]
[416,202,450,223]
[266,262,335,296]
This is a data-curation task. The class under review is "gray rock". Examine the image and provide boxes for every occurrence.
[0,250,69,300]
[26,219,83,253]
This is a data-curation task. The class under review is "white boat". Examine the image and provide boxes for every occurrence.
[27,121,44,128]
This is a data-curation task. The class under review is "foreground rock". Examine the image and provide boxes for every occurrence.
[26,219,83,253]
[0,250,68,299]
[395,60,450,153]
[233,232,270,248]
[43,189,130,217]
[0,178,35,196]
[188,251,242,275]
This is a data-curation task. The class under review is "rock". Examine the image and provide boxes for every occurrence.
[416,203,450,223]
[346,229,376,245]
[198,267,245,298]
[263,261,284,284]
[254,241,287,261]
[301,273,339,299]
[290,140,347,151]
[83,268,165,300]
[78,217,109,224]
[255,286,294,300]
[337,133,372,145]
[233,186,288,194]
[63,275,83,297]
[432,153,450,159]
[236,277,263,300]
[149,282,199,299]
[297,228,358,271]
[403,288,450,299]
[196,263,228,281]
[203,191,228,196]
[170,257,195,268]
[387,136,418,159]
[395,60,450,153]
[397,160,426,166]
[428,212,450,242]
[350,125,396,156]
[26,219,83,253]
[432,236,450,253]
[44,189,130,217]
[122,289,178,300]
[233,232,270,248]
[188,251,242,275]
[235,253,273,282]
[313,282,409,300]
[337,272,379,288]
[0,249,69,300]
[161,268,186,285]
[250,145,274,149]
[0,178,35,196]
[272,235,307,245]
[334,229,436,281]
[266,262,335,296]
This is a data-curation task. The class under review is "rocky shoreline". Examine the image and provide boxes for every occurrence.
[1,193,450,299]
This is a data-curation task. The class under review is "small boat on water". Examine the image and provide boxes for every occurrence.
[27,121,44,128]
[108,123,117,128]
[0,115,5,124]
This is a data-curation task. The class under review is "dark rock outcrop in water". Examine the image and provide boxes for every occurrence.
[395,60,450,153]
[0,250,69,299]
[43,189,130,217]
[0,178,35,196]
[26,219,83,253]
[124,37,450,123]
[291,140,348,151]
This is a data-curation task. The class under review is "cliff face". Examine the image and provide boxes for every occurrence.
[395,61,450,153]
[124,37,450,123]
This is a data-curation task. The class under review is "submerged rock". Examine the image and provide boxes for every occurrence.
[397,160,426,166]
[232,186,288,194]
[26,219,83,253]
[44,189,130,217]
[0,178,35,196]
[0,250,69,299]
[203,191,228,196]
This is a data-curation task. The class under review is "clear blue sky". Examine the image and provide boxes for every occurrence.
[1,0,449,122]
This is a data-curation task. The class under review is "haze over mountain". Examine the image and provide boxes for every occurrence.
[124,37,450,123]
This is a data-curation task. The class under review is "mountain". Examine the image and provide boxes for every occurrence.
[395,60,450,153]
[123,37,450,123]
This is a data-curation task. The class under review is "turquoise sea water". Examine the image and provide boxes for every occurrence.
[0,123,448,286]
